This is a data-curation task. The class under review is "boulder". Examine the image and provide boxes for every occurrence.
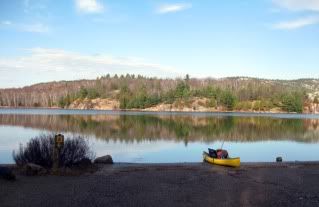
[0,166,16,181]
[276,157,283,162]
[94,155,113,164]
[24,163,47,176]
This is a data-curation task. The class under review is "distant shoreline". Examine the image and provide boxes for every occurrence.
[0,106,303,114]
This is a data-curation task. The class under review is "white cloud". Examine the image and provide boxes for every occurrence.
[273,16,319,29]
[0,48,180,88]
[273,0,319,12]
[157,3,192,14]
[75,0,104,13]
[271,1,319,30]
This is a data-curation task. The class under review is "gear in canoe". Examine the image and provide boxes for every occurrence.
[203,148,240,167]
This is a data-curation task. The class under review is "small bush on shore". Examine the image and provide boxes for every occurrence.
[13,134,94,169]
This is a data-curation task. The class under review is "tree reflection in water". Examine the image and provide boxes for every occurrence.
[0,113,319,143]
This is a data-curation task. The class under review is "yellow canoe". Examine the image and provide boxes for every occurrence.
[203,151,240,167]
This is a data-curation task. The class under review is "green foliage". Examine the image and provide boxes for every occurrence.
[260,100,274,111]
[252,101,261,111]
[87,88,100,99]
[220,90,236,110]
[162,90,175,104]
[119,85,161,109]
[54,74,307,112]
[2,73,317,111]
[58,94,73,108]
[193,86,217,98]
[58,87,102,108]
[79,87,88,99]
[119,85,131,109]
[127,95,161,109]
[281,92,304,113]
[175,81,190,99]
[161,81,191,104]
[77,87,100,99]
[207,98,216,108]
[235,101,252,111]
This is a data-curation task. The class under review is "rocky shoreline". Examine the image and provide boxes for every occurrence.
[1,104,319,114]
[0,105,305,113]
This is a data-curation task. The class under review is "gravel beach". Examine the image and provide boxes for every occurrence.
[1,162,319,207]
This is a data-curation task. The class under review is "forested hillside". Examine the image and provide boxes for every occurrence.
[1,74,319,113]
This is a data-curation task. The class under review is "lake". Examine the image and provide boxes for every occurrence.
[1,108,319,164]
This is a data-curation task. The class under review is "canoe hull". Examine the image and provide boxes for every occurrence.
[203,151,240,167]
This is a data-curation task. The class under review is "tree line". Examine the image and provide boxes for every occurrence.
[1,74,318,113]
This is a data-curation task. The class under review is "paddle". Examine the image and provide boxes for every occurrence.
[220,140,225,150]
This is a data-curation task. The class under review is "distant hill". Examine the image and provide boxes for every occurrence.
[1,75,319,113]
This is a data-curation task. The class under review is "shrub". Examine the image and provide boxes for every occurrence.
[58,94,73,108]
[252,101,261,111]
[119,85,131,109]
[79,87,88,99]
[59,137,93,167]
[13,134,94,169]
[220,90,236,110]
[175,81,190,99]
[234,101,244,110]
[207,98,217,108]
[281,92,303,113]
[87,88,100,99]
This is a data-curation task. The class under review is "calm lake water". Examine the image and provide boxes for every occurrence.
[1,108,319,164]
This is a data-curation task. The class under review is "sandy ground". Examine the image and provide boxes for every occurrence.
[1,162,319,207]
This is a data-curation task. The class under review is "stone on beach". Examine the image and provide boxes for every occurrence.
[94,155,113,164]
[276,157,283,162]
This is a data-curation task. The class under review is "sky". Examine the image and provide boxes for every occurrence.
[0,0,319,88]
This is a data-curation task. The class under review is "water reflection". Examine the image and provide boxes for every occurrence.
[0,113,319,143]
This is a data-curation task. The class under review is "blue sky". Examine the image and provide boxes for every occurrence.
[0,0,319,88]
